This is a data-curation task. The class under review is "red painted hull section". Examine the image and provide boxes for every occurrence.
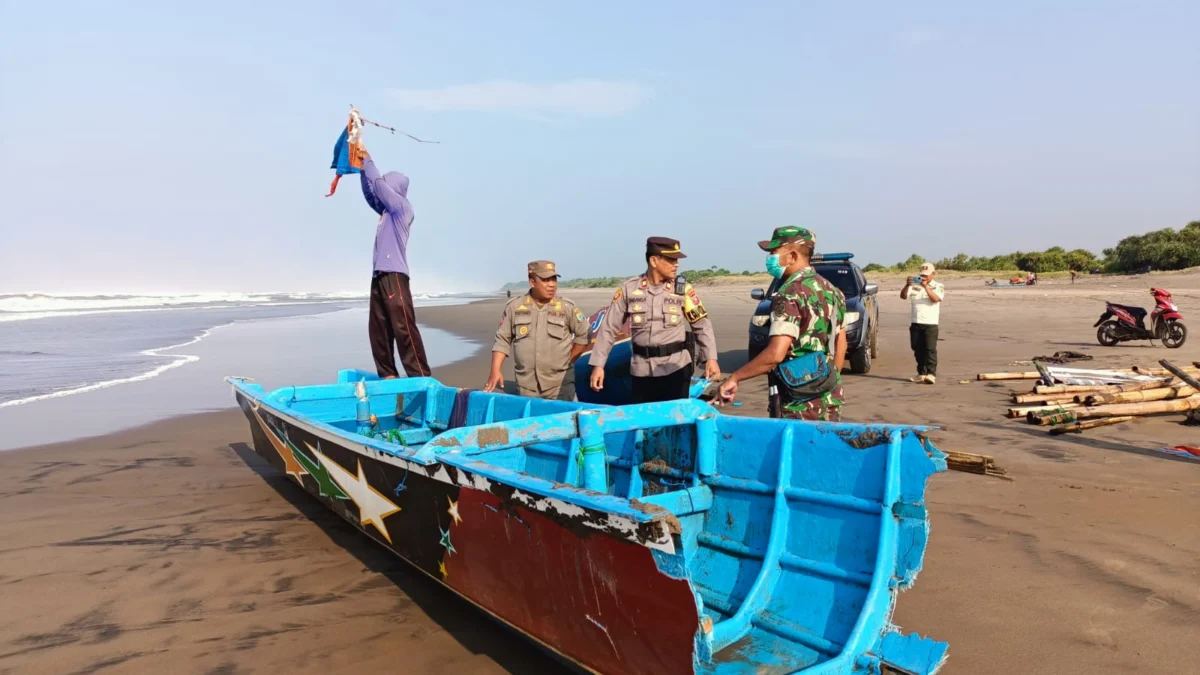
[445,488,700,675]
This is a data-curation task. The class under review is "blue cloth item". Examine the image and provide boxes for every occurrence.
[330,127,362,177]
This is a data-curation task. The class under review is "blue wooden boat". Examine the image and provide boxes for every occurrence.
[228,369,949,674]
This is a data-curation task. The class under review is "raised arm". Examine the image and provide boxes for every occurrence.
[362,157,409,216]
[357,148,384,214]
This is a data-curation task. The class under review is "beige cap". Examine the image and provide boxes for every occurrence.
[527,260,560,279]
[919,262,936,275]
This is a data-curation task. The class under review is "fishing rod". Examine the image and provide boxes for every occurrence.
[351,105,441,144]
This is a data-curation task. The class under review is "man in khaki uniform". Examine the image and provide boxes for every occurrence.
[485,260,591,400]
[589,237,721,403]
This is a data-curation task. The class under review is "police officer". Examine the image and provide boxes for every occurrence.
[589,237,721,403]
[717,227,848,420]
[486,260,591,400]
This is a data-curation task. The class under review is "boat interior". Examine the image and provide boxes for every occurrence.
[235,369,947,675]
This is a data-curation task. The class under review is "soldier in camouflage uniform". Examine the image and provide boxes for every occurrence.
[717,226,848,420]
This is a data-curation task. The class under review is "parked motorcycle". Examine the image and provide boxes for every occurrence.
[1094,288,1187,348]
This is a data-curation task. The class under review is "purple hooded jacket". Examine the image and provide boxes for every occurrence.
[361,157,413,276]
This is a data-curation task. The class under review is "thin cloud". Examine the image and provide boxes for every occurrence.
[385,79,652,118]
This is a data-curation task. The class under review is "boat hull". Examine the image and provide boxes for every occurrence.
[236,391,701,675]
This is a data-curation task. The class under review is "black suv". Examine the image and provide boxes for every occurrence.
[747,253,880,373]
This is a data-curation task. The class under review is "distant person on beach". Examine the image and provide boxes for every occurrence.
[900,262,944,384]
[357,144,431,379]
[589,237,721,403]
[485,261,590,400]
[716,227,848,420]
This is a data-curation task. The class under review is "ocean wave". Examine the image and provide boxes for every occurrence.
[0,325,228,409]
[0,292,369,323]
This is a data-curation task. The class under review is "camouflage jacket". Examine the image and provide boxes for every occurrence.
[768,267,847,408]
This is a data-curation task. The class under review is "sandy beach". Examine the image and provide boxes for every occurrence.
[2,271,1199,674]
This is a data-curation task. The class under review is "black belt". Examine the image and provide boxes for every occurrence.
[633,341,688,358]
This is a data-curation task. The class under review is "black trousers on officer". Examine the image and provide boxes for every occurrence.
[909,323,939,376]
[631,364,694,404]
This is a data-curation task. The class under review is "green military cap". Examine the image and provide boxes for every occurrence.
[757,226,816,251]
[646,236,687,259]
[527,260,560,279]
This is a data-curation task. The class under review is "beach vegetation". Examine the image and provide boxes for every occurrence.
[504,220,1198,289]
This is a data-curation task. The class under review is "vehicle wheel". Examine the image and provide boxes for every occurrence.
[849,345,871,374]
[869,324,878,359]
[1161,320,1187,348]
[1096,321,1121,347]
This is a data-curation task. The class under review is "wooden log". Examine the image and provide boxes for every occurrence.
[1072,396,1200,420]
[1007,403,1079,418]
[1132,365,1200,378]
[1034,384,1116,395]
[978,371,1040,381]
[1028,410,1078,426]
[944,450,1013,481]
[1012,393,1079,405]
[1049,416,1135,435]
[1085,386,1195,406]
[1158,360,1200,392]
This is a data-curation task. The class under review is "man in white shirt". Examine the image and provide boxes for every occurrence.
[899,262,945,384]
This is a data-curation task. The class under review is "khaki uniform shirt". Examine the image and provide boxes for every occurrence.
[589,276,718,377]
[493,295,590,397]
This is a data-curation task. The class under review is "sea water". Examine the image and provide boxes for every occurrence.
[0,292,487,450]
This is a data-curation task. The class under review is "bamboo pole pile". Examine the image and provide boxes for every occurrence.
[990,359,1200,434]
[944,450,1012,481]
[978,365,1199,382]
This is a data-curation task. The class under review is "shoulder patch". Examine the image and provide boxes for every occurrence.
[683,286,708,323]
[612,288,623,302]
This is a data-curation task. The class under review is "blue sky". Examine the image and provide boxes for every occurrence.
[1,1,1196,294]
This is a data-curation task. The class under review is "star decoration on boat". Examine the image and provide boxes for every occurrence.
[250,404,308,484]
[314,446,402,543]
[438,560,448,579]
[292,442,349,500]
[447,497,462,526]
[439,526,456,556]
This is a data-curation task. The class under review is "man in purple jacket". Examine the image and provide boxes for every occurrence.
[359,146,431,378]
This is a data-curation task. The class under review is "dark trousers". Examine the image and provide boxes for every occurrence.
[631,365,693,404]
[909,323,939,376]
[369,272,431,378]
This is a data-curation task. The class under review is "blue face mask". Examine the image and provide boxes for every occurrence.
[765,254,786,278]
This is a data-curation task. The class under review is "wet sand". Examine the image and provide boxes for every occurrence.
[2,271,1198,674]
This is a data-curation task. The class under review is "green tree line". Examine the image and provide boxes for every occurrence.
[504,266,759,290]
[862,220,1199,275]
[504,221,1199,288]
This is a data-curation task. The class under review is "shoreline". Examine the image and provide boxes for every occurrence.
[0,302,486,452]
